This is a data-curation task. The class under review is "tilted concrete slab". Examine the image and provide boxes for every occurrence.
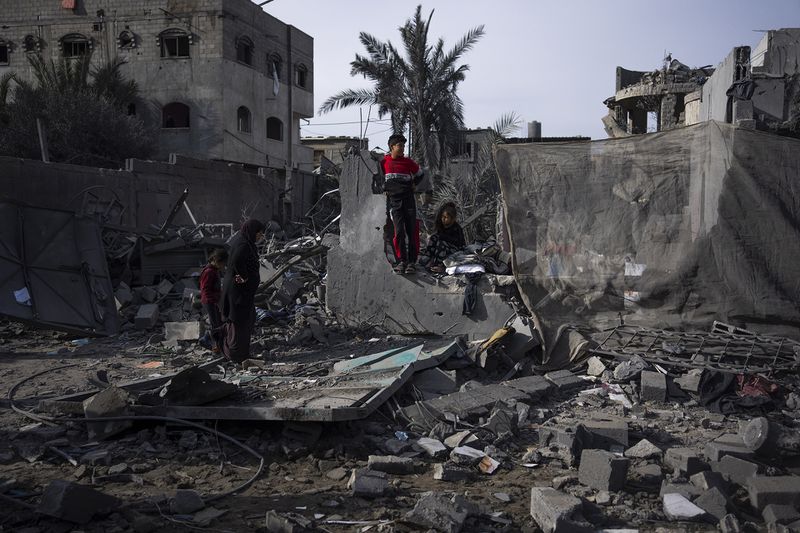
[326,151,517,339]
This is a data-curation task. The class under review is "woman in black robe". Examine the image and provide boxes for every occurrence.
[221,219,265,362]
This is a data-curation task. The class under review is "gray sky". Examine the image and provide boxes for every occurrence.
[265,0,800,143]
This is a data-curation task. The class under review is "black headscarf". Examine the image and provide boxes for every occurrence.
[240,219,266,243]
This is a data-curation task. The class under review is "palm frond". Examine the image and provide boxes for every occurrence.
[318,88,379,114]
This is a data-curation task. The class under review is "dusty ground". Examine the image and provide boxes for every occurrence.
[1,318,798,532]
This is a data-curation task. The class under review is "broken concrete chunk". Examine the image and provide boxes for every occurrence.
[433,463,472,481]
[583,415,629,448]
[578,449,629,491]
[135,303,160,330]
[711,454,764,485]
[634,463,663,485]
[544,370,585,392]
[665,447,708,477]
[640,370,667,402]
[529,487,591,533]
[170,489,205,515]
[674,369,703,393]
[348,468,388,498]
[624,439,662,459]
[410,367,458,395]
[613,355,647,382]
[747,476,800,511]
[138,367,237,407]
[443,430,476,449]
[663,492,707,521]
[164,321,201,342]
[586,356,607,377]
[690,471,727,492]
[37,480,119,524]
[705,433,754,462]
[504,375,554,398]
[156,279,174,297]
[416,437,448,459]
[405,491,469,533]
[450,446,486,466]
[138,286,158,303]
[694,486,729,521]
[115,282,133,308]
[366,455,423,475]
[384,438,411,455]
[763,504,800,525]
[82,386,132,441]
[660,481,702,500]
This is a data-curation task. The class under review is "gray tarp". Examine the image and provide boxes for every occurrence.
[0,201,119,335]
[495,121,800,343]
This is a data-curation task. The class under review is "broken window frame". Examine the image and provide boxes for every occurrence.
[266,116,283,141]
[237,106,252,134]
[22,34,43,54]
[161,102,190,129]
[158,29,191,59]
[235,35,254,66]
[117,29,136,49]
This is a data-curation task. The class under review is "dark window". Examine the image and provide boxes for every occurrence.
[161,34,190,58]
[237,106,251,133]
[295,64,307,88]
[118,30,135,49]
[0,44,8,65]
[127,103,136,116]
[267,116,283,141]
[61,34,91,57]
[23,35,41,53]
[236,37,253,66]
[162,102,190,128]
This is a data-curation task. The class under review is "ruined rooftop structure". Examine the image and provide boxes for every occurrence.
[603,28,800,138]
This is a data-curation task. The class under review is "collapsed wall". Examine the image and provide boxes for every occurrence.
[495,121,800,336]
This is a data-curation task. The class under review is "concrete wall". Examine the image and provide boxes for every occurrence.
[752,28,800,77]
[0,0,313,169]
[699,47,749,123]
[0,154,316,229]
[326,152,517,339]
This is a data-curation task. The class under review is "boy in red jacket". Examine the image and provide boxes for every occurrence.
[381,134,424,274]
[199,248,228,352]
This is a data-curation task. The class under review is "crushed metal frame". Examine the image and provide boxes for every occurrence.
[589,325,800,375]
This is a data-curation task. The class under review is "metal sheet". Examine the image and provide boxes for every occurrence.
[0,201,119,335]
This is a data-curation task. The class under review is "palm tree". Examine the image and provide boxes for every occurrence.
[319,5,484,170]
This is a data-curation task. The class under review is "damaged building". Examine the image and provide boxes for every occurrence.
[603,28,800,137]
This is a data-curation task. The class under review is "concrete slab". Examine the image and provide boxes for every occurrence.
[402,383,529,423]
[326,152,517,339]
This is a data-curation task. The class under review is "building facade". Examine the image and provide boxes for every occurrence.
[0,0,314,171]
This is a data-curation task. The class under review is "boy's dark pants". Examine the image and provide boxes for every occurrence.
[388,192,417,264]
[203,303,223,349]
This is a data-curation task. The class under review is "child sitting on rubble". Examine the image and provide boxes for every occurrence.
[198,248,228,353]
[422,202,466,273]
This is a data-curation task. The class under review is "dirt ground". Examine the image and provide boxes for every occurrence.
[1,318,798,533]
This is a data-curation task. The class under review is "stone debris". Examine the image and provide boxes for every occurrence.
[37,480,119,524]
[662,492,707,521]
[347,468,388,498]
[578,449,630,491]
[529,487,592,533]
[404,491,471,533]
[624,438,662,459]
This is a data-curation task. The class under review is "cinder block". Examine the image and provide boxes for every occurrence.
[529,487,592,533]
[640,370,667,402]
[747,476,800,511]
[545,370,585,392]
[164,321,201,341]
[711,455,764,486]
[433,463,472,481]
[578,449,629,491]
[37,480,118,524]
[584,416,629,448]
[134,303,160,330]
[705,434,755,462]
[665,447,708,476]
[348,468,387,498]
[82,386,132,441]
[694,487,729,521]
[367,455,423,475]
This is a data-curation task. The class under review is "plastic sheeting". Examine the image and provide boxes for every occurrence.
[495,121,800,337]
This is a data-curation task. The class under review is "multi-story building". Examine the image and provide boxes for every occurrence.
[0,0,314,172]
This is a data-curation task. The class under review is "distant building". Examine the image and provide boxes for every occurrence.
[301,136,369,170]
[0,0,315,171]
[603,28,800,138]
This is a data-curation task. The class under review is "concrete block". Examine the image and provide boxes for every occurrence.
[82,386,132,441]
[115,282,133,308]
[37,480,118,524]
[634,463,663,485]
[450,446,485,466]
[170,489,205,514]
[384,438,411,455]
[443,430,477,449]
[711,454,764,486]
[640,370,667,402]
[694,487,729,521]
[544,370,585,392]
[663,493,707,521]
[348,468,388,498]
[405,491,469,533]
[583,415,629,448]
[504,375,554,398]
[433,463,472,481]
[482,407,516,436]
[660,481,702,500]
[747,476,800,511]
[690,471,727,492]
[367,455,423,475]
[578,449,629,491]
[705,433,755,462]
[156,279,174,296]
[625,438,662,459]
[164,321,201,342]
[138,286,158,303]
[135,303,160,330]
[529,487,592,533]
[763,504,800,525]
[665,447,708,476]
[674,369,703,393]
[416,438,448,459]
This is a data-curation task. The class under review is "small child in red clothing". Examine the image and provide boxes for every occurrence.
[199,248,228,352]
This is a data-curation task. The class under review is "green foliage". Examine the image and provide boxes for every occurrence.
[320,5,484,171]
[0,55,155,168]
